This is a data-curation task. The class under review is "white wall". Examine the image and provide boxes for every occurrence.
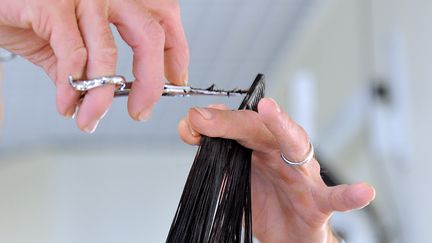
[0,143,196,243]
[373,1,432,242]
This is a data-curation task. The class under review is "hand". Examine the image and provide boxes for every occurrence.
[0,0,189,133]
[178,98,375,243]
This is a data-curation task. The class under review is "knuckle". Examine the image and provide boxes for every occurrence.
[71,46,88,67]
[280,117,297,136]
[41,56,57,78]
[53,46,87,86]
[45,0,70,21]
[30,0,69,29]
[329,186,349,211]
[325,188,339,213]
[90,46,118,67]
[143,18,165,44]
[32,8,53,38]
[329,188,341,205]
[58,47,87,82]
[99,46,118,61]
[55,0,70,9]
[159,1,181,19]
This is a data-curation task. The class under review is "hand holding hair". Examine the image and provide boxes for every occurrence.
[178,98,375,243]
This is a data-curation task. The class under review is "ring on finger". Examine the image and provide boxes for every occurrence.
[280,142,315,166]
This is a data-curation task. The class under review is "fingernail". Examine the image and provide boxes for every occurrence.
[138,109,152,122]
[188,123,199,137]
[100,108,109,120]
[83,119,100,134]
[71,106,79,119]
[182,71,189,86]
[193,107,212,120]
[268,98,281,113]
[350,184,375,207]
[64,106,78,119]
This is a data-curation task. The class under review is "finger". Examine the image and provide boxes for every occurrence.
[75,0,117,133]
[110,0,165,121]
[178,104,228,144]
[46,3,87,118]
[258,98,310,163]
[320,183,376,213]
[159,4,189,85]
[178,118,201,145]
[186,107,276,151]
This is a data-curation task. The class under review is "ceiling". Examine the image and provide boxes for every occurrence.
[0,0,316,149]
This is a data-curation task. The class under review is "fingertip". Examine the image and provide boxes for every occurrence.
[182,114,200,137]
[128,76,164,122]
[178,118,201,145]
[177,118,189,138]
[54,47,86,119]
[56,84,80,118]
[257,98,283,128]
[128,105,153,122]
[128,80,163,122]
[347,183,376,209]
[137,107,153,122]
[75,86,115,133]
[258,98,281,116]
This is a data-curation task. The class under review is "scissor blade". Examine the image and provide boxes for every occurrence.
[114,83,249,97]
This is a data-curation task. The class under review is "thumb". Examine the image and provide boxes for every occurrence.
[321,183,376,213]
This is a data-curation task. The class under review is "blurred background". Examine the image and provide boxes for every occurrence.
[0,0,430,242]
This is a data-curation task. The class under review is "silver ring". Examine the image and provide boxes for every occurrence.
[280,143,315,166]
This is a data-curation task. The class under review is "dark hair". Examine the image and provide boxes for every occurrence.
[166,74,265,243]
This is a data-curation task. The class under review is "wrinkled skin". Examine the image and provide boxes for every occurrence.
[178,98,375,243]
[0,0,189,133]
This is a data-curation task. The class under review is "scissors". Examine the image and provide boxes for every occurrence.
[68,75,249,97]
